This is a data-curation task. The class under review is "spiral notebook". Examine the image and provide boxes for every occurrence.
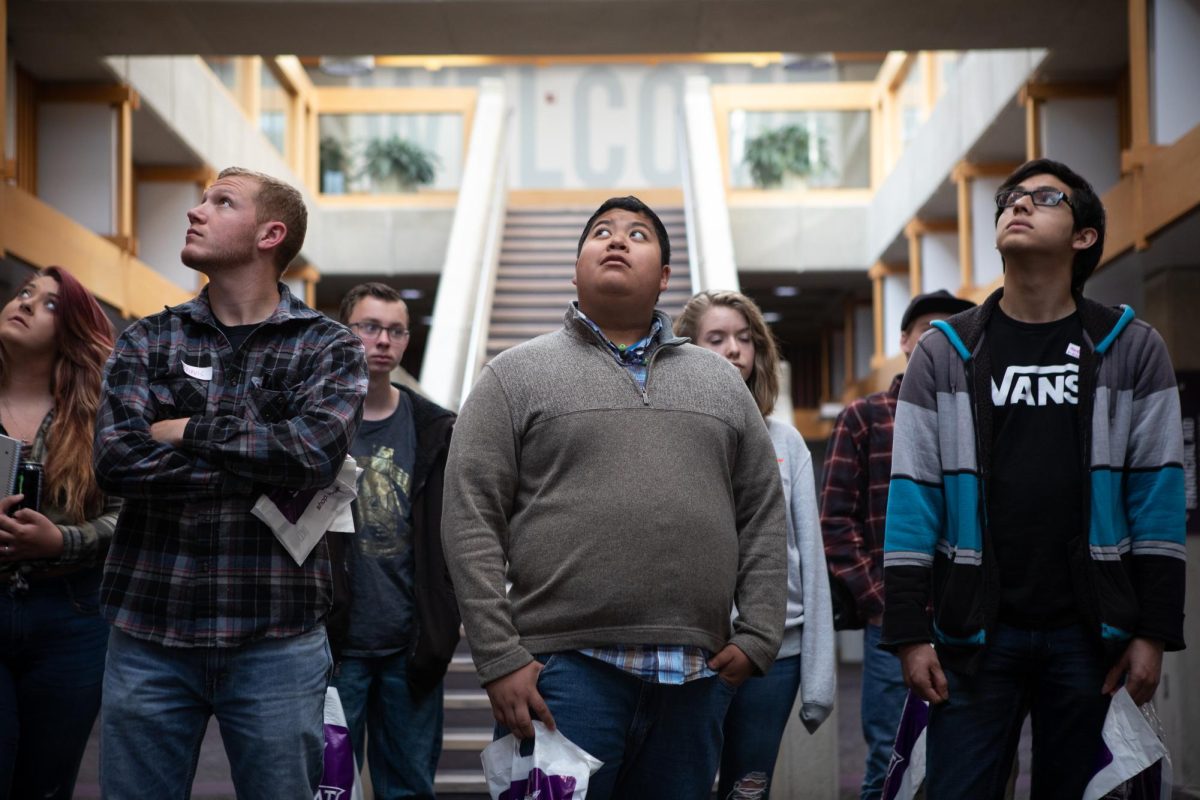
[0,433,21,498]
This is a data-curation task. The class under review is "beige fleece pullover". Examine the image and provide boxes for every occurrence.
[442,308,788,685]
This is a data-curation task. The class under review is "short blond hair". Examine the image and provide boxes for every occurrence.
[218,166,307,271]
[675,290,781,417]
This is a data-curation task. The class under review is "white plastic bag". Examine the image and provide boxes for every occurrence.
[1083,687,1172,800]
[254,455,360,565]
[315,686,365,800]
[481,721,603,800]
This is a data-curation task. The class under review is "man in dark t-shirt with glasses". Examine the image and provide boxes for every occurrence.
[882,159,1186,798]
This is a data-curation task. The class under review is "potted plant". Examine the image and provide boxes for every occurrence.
[319,136,350,195]
[361,136,438,193]
[743,124,817,189]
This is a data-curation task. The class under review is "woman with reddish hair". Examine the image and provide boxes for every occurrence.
[0,267,119,800]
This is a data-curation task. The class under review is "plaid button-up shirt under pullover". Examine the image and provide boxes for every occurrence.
[94,284,367,648]
[819,374,901,624]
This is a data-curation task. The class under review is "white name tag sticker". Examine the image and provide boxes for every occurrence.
[1066,343,1081,359]
[183,361,213,381]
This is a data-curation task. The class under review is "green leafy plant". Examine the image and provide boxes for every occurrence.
[319,136,350,193]
[361,136,438,190]
[743,124,815,188]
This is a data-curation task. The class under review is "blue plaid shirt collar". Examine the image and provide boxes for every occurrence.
[570,302,664,367]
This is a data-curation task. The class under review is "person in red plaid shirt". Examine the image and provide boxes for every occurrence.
[94,167,367,798]
[819,289,973,800]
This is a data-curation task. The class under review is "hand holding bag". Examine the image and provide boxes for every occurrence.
[481,720,602,800]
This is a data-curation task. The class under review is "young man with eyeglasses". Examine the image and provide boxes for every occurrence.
[332,282,458,799]
[881,159,1186,798]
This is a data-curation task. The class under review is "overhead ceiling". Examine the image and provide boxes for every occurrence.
[11,0,1127,81]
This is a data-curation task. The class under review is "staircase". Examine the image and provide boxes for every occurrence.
[432,204,693,795]
[486,206,694,360]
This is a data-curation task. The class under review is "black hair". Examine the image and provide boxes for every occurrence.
[577,196,671,267]
[995,158,1106,291]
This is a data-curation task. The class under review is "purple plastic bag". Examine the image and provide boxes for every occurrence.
[881,690,930,800]
[316,687,364,800]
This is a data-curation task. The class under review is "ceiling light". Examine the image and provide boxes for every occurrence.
[773,286,799,297]
[400,289,423,300]
[763,312,783,324]
[318,56,376,77]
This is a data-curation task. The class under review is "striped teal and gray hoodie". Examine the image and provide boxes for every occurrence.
[880,289,1186,672]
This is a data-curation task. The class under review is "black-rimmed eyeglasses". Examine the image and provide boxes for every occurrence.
[349,321,410,340]
[995,188,1074,210]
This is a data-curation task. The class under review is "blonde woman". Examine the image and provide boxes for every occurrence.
[676,290,835,798]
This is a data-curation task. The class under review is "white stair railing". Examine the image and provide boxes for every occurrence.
[420,79,509,411]
[681,75,740,293]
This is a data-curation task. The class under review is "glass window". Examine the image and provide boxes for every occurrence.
[260,66,289,156]
[318,113,464,194]
[897,59,925,148]
[728,109,871,190]
[204,58,238,92]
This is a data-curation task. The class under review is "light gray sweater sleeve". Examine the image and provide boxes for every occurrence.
[791,436,837,732]
[441,366,531,685]
[729,396,790,675]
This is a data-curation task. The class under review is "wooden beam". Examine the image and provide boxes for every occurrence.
[867,261,908,281]
[906,222,923,297]
[115,97,134,247]
[1020,82,1117,102]
[920,52,939,116]
[955,167,975,292]
[710,82,877,112]
[2,184,190,317]
[1024,95,1042,161]
[871,271,884,364]
[37,82,139,108]
[1127,0,1151,151]
[235,57,262,123]
[135,165,215,187]
[842,299,857,390]
[819,329,831,403]
[950,161,1022,181]
[314,86,479,115]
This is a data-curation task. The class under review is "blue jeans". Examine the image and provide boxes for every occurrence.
[718,653,802,798]
[497,651,737,800]
[100,625,332,799]
[332,652,444,799]
[926,623,1111,800]
[0,569,108,800]
[861,623,907,800]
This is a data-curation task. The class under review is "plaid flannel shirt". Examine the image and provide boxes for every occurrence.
[819,374,902,624]
[94,284,367,647]
[573,303,715,684]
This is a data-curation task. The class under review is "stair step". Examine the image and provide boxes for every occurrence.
[489,322,561,337]
[433,769,488,792]
[445,690,491,710]
[490,308,570,322]
[443,729,494,750]
[492,291,692,307]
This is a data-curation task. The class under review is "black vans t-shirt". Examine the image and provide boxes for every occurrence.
[987,308,1085,629]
